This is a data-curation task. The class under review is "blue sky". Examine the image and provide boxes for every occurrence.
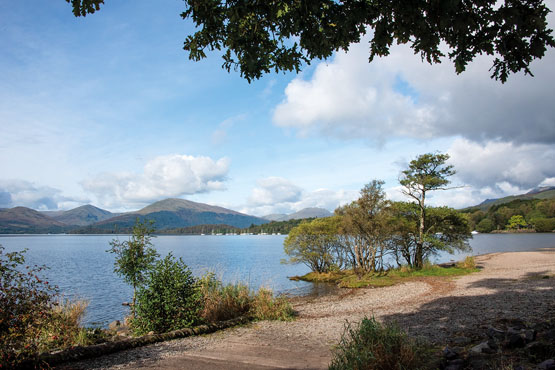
[1,0,555,216]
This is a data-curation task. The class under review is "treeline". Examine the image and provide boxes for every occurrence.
[158,218,314,235]
[462,198,555,233]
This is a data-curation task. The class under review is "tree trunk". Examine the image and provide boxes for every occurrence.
[416,192,426,269]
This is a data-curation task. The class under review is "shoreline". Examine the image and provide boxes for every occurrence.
[63,249,555,369]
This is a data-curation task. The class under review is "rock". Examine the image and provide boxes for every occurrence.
[470,342,491,354]
[537,359,555,370]
[487,327,505,340]
[452,336,472,346]
[486,339,499,351]
[525,329,537,343]
[443,346,460,361]
[506,333,526,348]
[445,359,464,370]
[466,353,488,370]
[526,341,553,359]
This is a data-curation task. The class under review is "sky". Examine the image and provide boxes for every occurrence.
[1,0,555,216]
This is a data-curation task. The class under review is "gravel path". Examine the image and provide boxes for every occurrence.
[62,249,555,370]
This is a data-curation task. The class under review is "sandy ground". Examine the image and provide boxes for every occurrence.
[62,249,555,370]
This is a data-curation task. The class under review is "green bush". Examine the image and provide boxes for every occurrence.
[132,253,201,335]
[329,317,430,370]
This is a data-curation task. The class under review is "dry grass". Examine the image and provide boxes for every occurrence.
[198,273,294,323]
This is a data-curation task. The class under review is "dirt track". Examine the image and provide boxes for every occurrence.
[63,249,555,370]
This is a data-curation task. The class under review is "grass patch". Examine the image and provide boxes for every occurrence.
[291,257,479,289]
[329,317,432,370]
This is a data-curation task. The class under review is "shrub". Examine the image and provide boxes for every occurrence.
[132,253,201,335]
[1,246,98,368]
[329,317,430,370]
[0,246,56,367]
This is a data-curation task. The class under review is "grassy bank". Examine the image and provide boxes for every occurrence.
[290,257,479,288]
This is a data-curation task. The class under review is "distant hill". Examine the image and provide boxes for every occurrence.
[0,207,67,233]
[262,213,288,221]
[466,186,555,211]
[263,207,332,221]
[42,204,119,226]
[83,198,268,232]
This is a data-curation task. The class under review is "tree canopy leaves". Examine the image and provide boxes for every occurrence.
[67,0,555,83]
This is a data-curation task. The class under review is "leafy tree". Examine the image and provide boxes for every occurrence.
[389,203,471,268]
[66,0,555,83]
[532,217,555,232]
[108,219,159,318]
[507,214,528,229]
[476,218,495,233]
[283,216,343,273]
[132,253,201,334]
[399,153,456,269]
[335,180,392,273]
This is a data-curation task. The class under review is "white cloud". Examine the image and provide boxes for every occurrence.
[448,138,555,190]
[248,177,303,206]
[273,32,555,145]
[0,179,86,210]
[82,154,230,209]
[244,177,357,216]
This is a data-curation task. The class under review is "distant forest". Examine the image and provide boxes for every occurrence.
[462,198,555,233]
[158,218,315,235]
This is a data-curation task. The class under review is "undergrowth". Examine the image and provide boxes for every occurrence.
[329,317,431,370]
[198,273,294,323]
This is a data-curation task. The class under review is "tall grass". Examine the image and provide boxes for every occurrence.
[198,273,294,323]
[329,317,430,370]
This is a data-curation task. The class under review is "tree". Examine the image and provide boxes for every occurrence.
[335,180,392,274]
[66,0,555,83]
[507,214,528,230]
[389,202,471,268]
[476,218,495,233]
[399,152,456,269]
[283,216,343,273]
[108,219,159,318]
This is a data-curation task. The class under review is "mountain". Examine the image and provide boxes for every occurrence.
[42,205,119,226]
[263,207,333,221]
[262,213,288,221]
[85,198,268,232]
[468,187,555,211]
[0,207,67,233]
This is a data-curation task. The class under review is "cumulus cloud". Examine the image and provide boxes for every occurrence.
[273,31,555,145]
[244,177,357,216]
[248,177,303,206]
[0,179,84,210]
[81,154,230,208]
[448,138,555,190]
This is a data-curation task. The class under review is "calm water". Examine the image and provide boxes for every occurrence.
[1,233,554,327]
